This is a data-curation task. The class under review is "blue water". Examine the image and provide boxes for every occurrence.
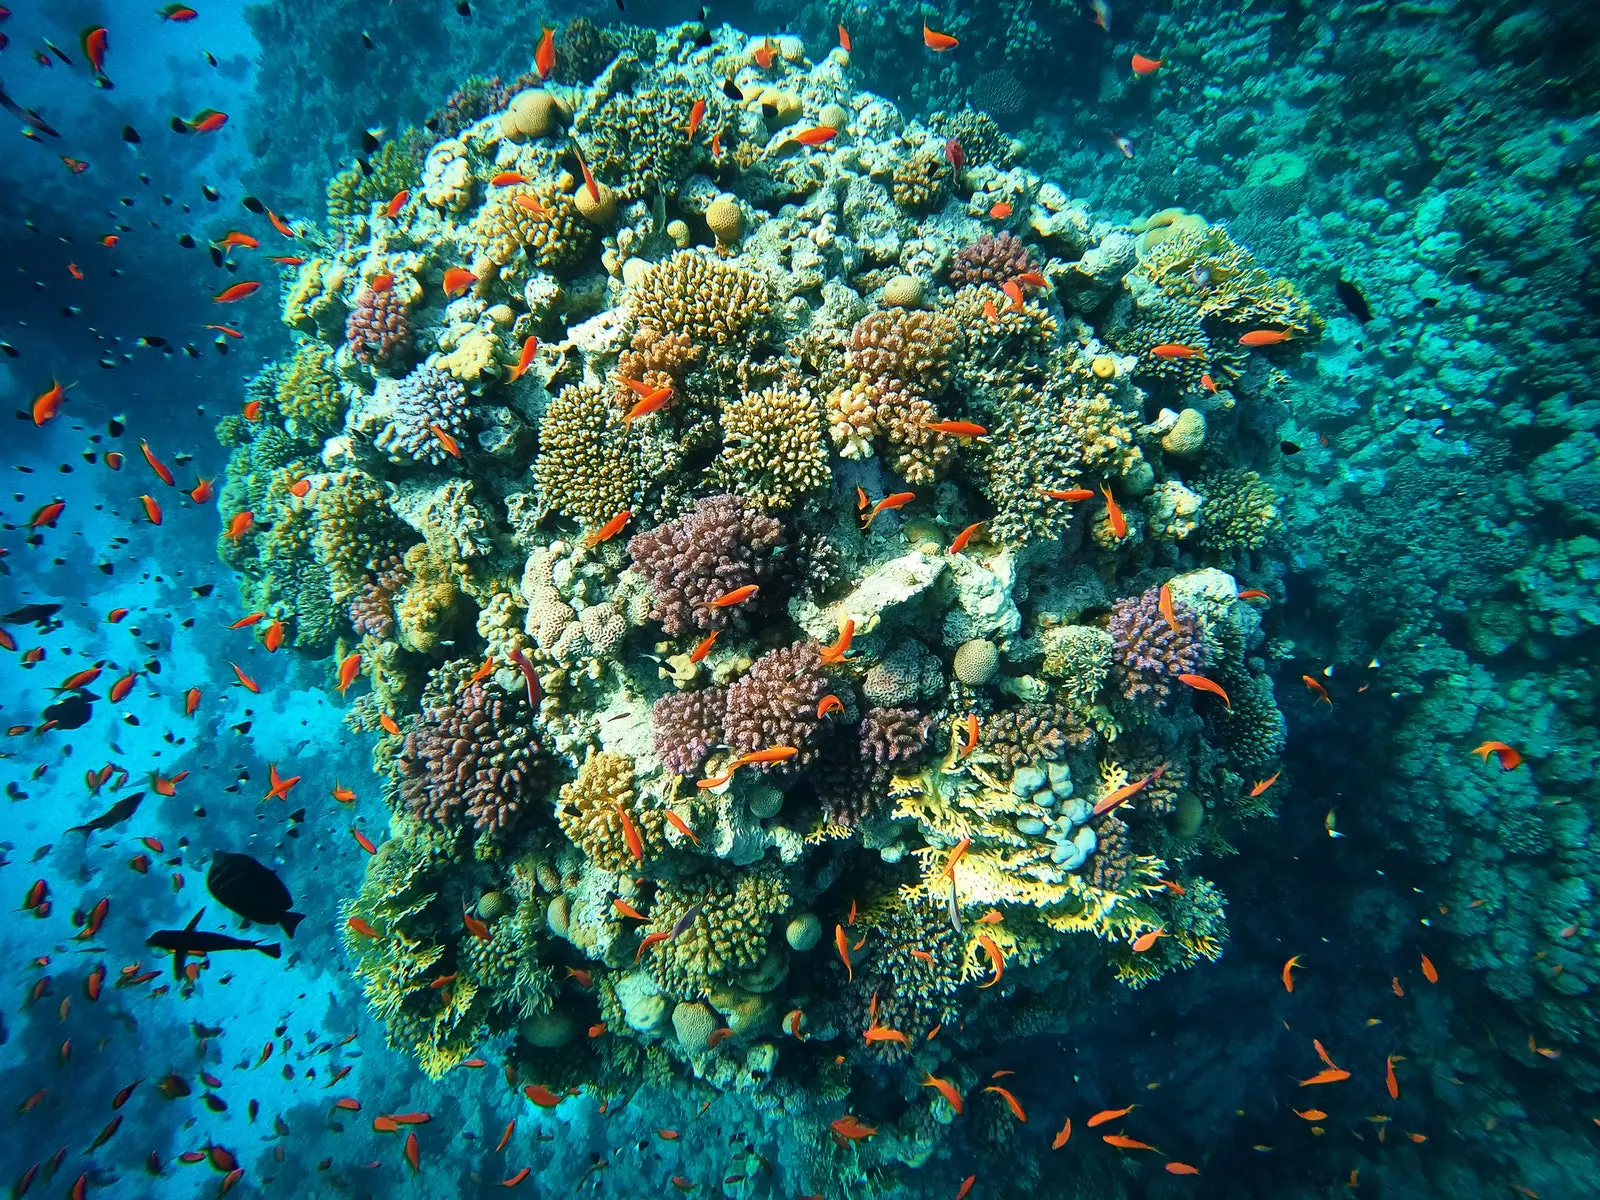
[2,1,1596,1197]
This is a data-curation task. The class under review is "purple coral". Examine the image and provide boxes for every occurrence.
[859,706,932,766]
[627,494,784,635]
[348,555,408,638]
[376,364,470,467]
[347,285,413,368]
[651,687,727,777]
[397,676,540,833]
[1108,587,1204,704]
[950,231,1037,289]
[1086,813,1133,891]
[723,641,828,772]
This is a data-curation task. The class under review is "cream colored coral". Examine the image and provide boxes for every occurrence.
[436,328,497,382]
[713,382,830,510]
[500,89,568,140]
[421,139,472,213]
[1161,408,1206,456]
[468,185,591,270]
[882,275,925,308]
[826,379,878,460]
[630,251,771,345]
[574,181,617,225]
[706,197,744,244]
[556,750,667,874]
[1147,479,1202,542]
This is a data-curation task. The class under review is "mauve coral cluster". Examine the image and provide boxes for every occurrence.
[627,494,784,635]
[1109,587,1204,703]
[375,364,471,467]
[723,641,828,771]
[859,706,933,765]
[950,231,1037,289]
[651,687,726,778]
[1086,813,1133,891]
[348,555,408,638]
[398,676,540,833]
[346,285,413,367]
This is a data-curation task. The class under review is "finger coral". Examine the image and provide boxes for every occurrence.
[626,494,784,635]
[712,382,831,511]
[373,363,472,467]
[533,380,643,526]
[1109,587,1206,704]
[951,231,1038,288]
[346,284,414,369]
[629,250,772,345]
[722,641,829,771]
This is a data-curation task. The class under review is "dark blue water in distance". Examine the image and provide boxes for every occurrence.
[2,1,1597,1196]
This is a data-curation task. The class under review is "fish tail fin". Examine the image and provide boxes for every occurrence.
[258,942,282,959]
[280,911,306,938]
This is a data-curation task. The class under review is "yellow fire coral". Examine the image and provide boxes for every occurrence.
[1138,221,1322,338]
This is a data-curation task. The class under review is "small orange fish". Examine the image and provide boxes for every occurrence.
[463,909,490,941]
[1087,1106,1137,1128]
[225,510,254,540]
[1420,953,1438,984]
[819,618,855,664]
[429,423,462,458]
[514,192,552,219]
[635,931,671,964]
[1131,52,1165,75]
[139,440,176,485]
[1158,582,1179,633]
[790,127,838,146]
[923,419,987,438]
[67,262,84,281]
[910,948,934,964]
[983,1085,1025,1122]
[1200,372,1219,393]
[404,1131,419,1174]
[1165,1163,1200,1175]
[1091,763,1166,817]
[830,1115,877,1141]
[266,208,295,237]
[585,509,630,548]
[1385,1055,1400,1099]
[269,255,306,266]
[565,967,593,988]
[1294,1108,1327,1121]
[706,584,759,608]
[1103,1134,1161,1152]
[817,694,845,718]
[613,898,646,921]
[1249,771,1281,797]
[948,521,983,554]
[983,297,999,324]
[289,477,311,498]
[990,201,1013,220]
[331,783,356,805]
[977,932,1004,989]
[959,712,979,756]
[835,923,853,982]
[752,37,777,68]
[1239,329,1293,346]
[1301,675,1332,705]
[624,385,674,423]
[351,827,376,855]
[384,190,410,218]
[442,267,476,297]
[507,335,538,382]
[534,24,556,80]
[1131,927,1166,953]
[615,802,644,862]
[1176,673,1231,708]
[32,379,71,426]
[863,1026,908,1046]
[689,630,719,663]
[337,652,362,695]
[922,22,959,51]
[1282,954,1303,992]
[346,916,380,939]
[1470,740,1522,771]
[213,281,260,303]
[190,475,215,504]
[1042,487,1095,502]
[134,493,165,525]
[663,809,700,846]
[710,129,723,158]
[1052,1117,1072,1149]
[1100,484,1127,539]
[1001,279,1024,310]
[573,145,600,203]
[686,98,706,140]
[1298,1068,1351,1086]
[369,273,394,294]
[862,491,915,529]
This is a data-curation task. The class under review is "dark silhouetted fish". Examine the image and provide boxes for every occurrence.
[146,908,281,978]
[1335,277,1372,324]
[42,690,96,731]
[68,790,144,835]
[206,851,305,936]
[1,603,62,627]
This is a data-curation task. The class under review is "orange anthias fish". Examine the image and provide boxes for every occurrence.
[140,440,175,485]
[1420,953,1439,983]
[429,423,462,458]
[922,22,959,51]
[1239,329,1294,346]
[689,630,719,663]
[949,521,984,554]
[752,37,777,68]
[791,127,838,146]
[215,230,259,250]
[1103,1135,1161,1152]
[213,280,259,303]
[923,419,987,438]
[819,618,855,664]
[1294,1108,1327,1121]
[1091,763,1166,817]
[921,1073,963,1115]
[941,836,971,880]
[1158,582,1180,633]
[1001,280,1025,310]
[139,494,163,525]
[862,491,915,529]
[977,933,1004,989]
[1386,1055,1401,1099]
[983,1085,1025,1122]
[1176,673,1231,708]
[1282,954,1303,992]
[32,380,71,425]
[838,23,852,51]
[663,810,700,846]
[385,189,410,218]
[835,923,853,981]
[1249,771,1281,797]
[863,1025,908,1047]
[960,711,979,756]
[1150,342,1202,359]
[1471,740,1522,770]
[574,146,601,203]
[615,802,644,862]
[1100,484,1127,539]
[442,267,476,298]
[624,385,674,423]
[686,98,706,140]
[705,584,759,609]
[1052,1118,1072,1149]
[1131,927,1167,953]
[1131,52,1165,75]
[1302,674,1332,705]
[1043,487,1095,502]
[534,24,556,80]
[337,652,363,695]
[585,508,631,548]
[817,694,845,718]
[1087,1105,1136,1128]
[990,201,1013,220]
[190,476,216,504]
[1298,1068,1351,1086]
[223,510,254,540]
[506,335,538,382]
[829,1115,877,1141]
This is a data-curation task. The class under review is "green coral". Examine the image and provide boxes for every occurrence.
[1196,468,1282,552]
[306,468,409,602]
[461,900,558,1022]
[1137,221,1323,338]
[325,130,429,225]
[577,77,701,201]
[644,864,792,1000]
[857,890,965,1047]
[275,341,346,439]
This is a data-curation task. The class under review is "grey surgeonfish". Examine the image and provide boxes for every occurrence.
[146,908,281,979]
[205,851,305,936]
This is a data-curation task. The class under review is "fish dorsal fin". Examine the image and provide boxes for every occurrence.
[185,907,205,931]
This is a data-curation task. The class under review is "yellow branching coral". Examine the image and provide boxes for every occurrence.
[394,543,463,655]
[892,150,951,214]
[533,380,642,525]
[713,382,831,510]
[630,251,772,345]
[824,377,956,484]
[556,750,669,874]
[943,284,1057,374]
[644,865,791,1000]
[305,468,405,602]
[848,308,960,392]
[1138,222,1322,338]
[468,184,592,271]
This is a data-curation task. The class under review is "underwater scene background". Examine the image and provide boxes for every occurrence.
[2,0,1598,1196]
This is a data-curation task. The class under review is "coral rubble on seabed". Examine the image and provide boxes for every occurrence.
[219,19,1318,1186]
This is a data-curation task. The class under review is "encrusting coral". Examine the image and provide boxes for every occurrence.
[219,16,1315,1175]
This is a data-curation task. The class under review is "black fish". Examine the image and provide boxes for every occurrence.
[0,78,61,138]
[361,30,373,50]
[68,790,144,835]
[1335,277,1372,324]
[42,691,96,731]
[206,851,305,936]
[1,602,61,627]
[242,195,265,214]
[1280,440,1302,455]
[146,908,281,978]
[122,124,139,144]
[722,78,742,101]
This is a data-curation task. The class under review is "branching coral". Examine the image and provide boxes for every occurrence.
[577,78,702,201]
[848,308,961,393]
[892,150,952,214]
[275,341,346,438]
[1109,587,1205,704]
[711,382,831,511]
[626,494,784,635]
[534,380,643,526]
[652,687,727,778]
[397,669,542,835]
[468,184,592,271]
[825,377,957,485]
[1195,468,1282,552]
[722,641,829,771]
[556,750,668,873]
[375,363,471,467]
[643,865,791,999]
[347,285,414,369]
[1136,221,1323,338]
[630,251,772,345]
[951,232,1037,288]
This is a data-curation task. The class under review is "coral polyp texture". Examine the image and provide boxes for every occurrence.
[219,18,1314,1176]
